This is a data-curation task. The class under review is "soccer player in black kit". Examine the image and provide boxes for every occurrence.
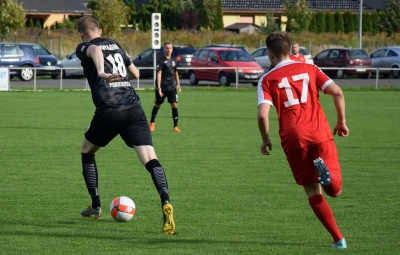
[149,42,181,132]
[75,16,175,235]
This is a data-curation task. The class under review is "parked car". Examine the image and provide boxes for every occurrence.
[370,46,400,78]
[250,46,314,71]
[132,45,196,78]
[313,48,372,79]
[22,43,62,79]
[203,44,251,55]
[0,42,41,81]
[189,47,265,86]
[60,51,84,78]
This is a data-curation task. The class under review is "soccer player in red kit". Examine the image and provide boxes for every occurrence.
[257,32,349,249]
[289,42,306,62]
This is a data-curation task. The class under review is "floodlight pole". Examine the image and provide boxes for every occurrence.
[358,0,363,49]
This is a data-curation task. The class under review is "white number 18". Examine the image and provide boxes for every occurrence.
[278,73,309,107]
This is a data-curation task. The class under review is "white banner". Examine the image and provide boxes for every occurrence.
[0,68,10,91]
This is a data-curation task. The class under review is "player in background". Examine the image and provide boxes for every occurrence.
[149,42,182,132]
[289,42,306,62]
[257,32,349,248]
[75,16,175,235]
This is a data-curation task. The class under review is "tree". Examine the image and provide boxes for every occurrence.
[334,11,344,33]
[0,0,25,41]
[362,13,372,34]
[259,9,280,35]
[193,0,220,30]
[28,18,35,28]
[316,11,326,33]
[92,0,130,36]
[283,0,313,33]
[343,11,354,33]
[35,20,42,29]
[181,0,200,30]
[308,13,317,33]
[125,0,137,25]
[213,0,224,30]
[325,11,335,33]
[371,11,380,35]
[353,14,359,32]
[380,0,400,38]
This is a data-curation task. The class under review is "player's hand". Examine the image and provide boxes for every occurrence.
[333,123,349,137]
[158,90,164,97]
[177,86,181,93]
[99,72,123,83]
[260,139,272,155]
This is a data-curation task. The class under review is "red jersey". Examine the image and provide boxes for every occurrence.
[257,59,334,153]
[290,54,306,62]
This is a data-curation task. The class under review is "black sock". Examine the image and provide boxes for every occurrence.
[145,159,170,205]
[172,108,178,127]
[82,153,101,208]
[150,106,159,122]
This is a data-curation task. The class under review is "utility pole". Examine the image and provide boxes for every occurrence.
[358,0,363,48]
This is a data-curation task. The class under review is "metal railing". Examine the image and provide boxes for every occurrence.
[3,66,400,91]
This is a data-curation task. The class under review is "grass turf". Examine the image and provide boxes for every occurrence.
[0,88,399,254]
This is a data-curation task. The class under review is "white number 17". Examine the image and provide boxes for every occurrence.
[278,73,310,107]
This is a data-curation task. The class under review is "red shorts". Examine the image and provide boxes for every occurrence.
[285,140,341,186]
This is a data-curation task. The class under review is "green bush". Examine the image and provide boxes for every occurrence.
[343,11,354,33]
[326,11,335,33]
[334,11,344,33]
[316,11,326,33]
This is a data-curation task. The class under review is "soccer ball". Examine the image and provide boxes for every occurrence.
[110,196,136,222]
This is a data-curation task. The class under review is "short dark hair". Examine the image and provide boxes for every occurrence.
[266,32,291,58]
[77,16,100,35]
[164,41,173,47]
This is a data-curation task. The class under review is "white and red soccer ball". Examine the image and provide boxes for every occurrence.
[110,196,136,222]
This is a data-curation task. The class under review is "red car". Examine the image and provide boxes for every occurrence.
[189,47,264,86]
[313,48,372,79]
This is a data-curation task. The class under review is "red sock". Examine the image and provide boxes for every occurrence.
[308,194,344,242]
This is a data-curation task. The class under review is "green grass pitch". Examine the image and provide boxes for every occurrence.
[0,87,399,254]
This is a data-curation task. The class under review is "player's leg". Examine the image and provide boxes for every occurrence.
[286,147,346,248]
[121,105,175,234]
[304,183,346,247]
[312,140,342,197]
[167,90,179,132]
[149,90,164,131]
[80,111,120,219]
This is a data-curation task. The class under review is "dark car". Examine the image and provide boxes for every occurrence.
[132,45,196,78]
[370,46,400,78]
[189,47,264,86]
[0,42,41,81]
[21,43,62,79]
[313,48,372,79]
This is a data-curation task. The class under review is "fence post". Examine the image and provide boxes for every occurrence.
[58,35,61,59]
[375,68,379,90]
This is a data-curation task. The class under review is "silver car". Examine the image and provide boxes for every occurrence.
[60,51,84,78]
[370,46,400,78]
[250,46,313,71]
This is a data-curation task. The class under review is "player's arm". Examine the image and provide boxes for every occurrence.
[257,103,272,155]
[175,70,181,93]
[156,70,163,96]
[86,45,122,82]
[127,63,140,80]
[324,82,349,137]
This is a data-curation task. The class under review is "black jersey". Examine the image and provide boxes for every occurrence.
[76,37,140,113]
[156,56,177,92]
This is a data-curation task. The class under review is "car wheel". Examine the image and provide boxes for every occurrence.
[336,69,346,79]
[19,65,34,81]
[219,73,231,86]
[189,71,199,85]
[392,66,399,79]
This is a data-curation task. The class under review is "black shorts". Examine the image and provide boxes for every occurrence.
[84,105,153,148]
[155,89,178,105]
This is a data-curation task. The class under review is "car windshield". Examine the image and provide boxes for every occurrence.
[348,50,369,59]
[176,47,196,54]
[219,50,251,61]
[31,45,51,55]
